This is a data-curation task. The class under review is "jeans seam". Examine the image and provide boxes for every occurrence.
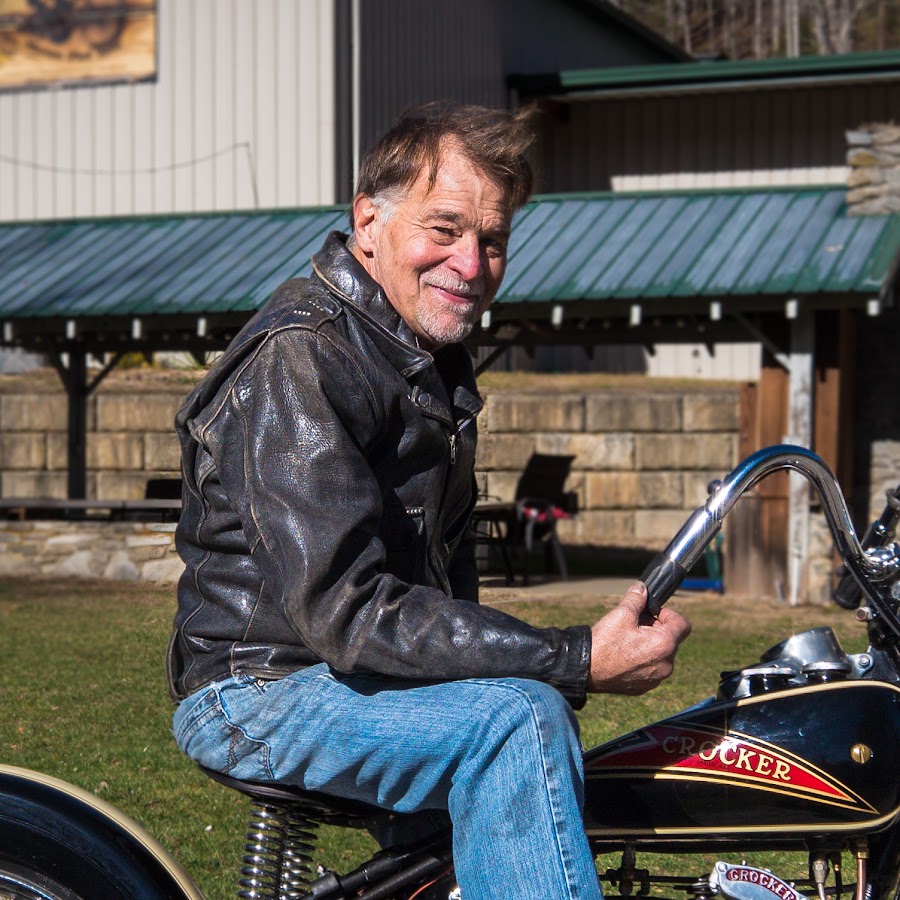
[465,679,584,899]
[517,685,579,900]
[174,690,221,746]
[217,682,275,780]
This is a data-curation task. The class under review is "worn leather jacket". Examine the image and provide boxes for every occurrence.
[166,233,591,707]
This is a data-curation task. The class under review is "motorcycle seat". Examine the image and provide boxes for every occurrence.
[198,764,399,829]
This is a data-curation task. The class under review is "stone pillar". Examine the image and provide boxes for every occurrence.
[846,123,900,215]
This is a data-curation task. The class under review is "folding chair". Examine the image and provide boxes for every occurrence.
[472,453,578,585]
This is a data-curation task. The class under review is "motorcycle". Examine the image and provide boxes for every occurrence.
[3,443,900,900]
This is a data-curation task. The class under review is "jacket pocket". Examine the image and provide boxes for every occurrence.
[381,507,426,583]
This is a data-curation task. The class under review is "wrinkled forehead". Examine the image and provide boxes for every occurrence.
[412,144,513,220]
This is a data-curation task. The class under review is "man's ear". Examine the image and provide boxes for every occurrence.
[352,195,379,254]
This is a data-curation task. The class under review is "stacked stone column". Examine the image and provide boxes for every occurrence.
[846,122,900,215]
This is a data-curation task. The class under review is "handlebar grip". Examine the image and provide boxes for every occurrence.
[833,565,863,609]
[639,553,687,617]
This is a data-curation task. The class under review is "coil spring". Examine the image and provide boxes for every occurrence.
[237,800,321,900]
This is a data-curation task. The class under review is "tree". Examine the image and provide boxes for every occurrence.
[607,0,895,58]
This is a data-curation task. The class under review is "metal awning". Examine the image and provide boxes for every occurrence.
[510,48,900,99]
[0,205,348,355]
[1,186,897,357]
[483,186,900,343]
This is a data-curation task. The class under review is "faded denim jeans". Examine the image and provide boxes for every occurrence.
[173,664,602,899]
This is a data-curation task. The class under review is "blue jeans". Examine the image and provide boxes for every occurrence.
[173,665,602,899]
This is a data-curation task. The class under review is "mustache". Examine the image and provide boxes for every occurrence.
[423,271,485,298]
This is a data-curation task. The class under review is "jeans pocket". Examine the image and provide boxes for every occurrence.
[173,678,274,780]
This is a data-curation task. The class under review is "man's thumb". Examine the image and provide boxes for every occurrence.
[618,581,648,618]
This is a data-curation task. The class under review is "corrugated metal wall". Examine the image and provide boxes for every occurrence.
[0,0,337,221]
[355,0,680,175]
[357,0,507,162]
[536,81,900,193]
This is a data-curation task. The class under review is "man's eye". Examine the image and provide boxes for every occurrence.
[432,226,456,238]
[483,239,507,256]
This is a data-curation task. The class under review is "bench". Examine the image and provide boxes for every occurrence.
[0,497,182,522]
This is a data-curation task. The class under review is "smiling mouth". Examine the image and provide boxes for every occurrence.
[428,284,481,306]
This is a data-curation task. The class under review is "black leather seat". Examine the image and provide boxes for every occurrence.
[200,765,398,829]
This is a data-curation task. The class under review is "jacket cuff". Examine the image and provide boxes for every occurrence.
[555,624,592,710]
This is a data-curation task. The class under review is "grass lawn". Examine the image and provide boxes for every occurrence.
[0,576,871,899]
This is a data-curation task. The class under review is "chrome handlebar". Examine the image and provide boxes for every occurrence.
[639,445,900,632]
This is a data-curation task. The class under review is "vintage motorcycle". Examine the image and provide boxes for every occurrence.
[3,443,900,900]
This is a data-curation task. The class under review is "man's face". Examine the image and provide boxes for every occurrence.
[352,144,512,350]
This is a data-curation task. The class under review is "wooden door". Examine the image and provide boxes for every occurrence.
[726,366,789,598]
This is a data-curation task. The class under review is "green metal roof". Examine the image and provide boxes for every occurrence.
[0,205,348,320]
[0,186,897,353]
[497,187,899,305]
[512,48,900,97]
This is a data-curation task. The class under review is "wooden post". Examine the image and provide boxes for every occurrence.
[727,364,789,598]
[50,350,123,502]
[814,309,857,493]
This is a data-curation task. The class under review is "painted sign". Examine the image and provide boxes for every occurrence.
[587,722,875,813]
[0,0,156,90]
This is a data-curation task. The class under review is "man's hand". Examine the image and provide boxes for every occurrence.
[588,582,691,695]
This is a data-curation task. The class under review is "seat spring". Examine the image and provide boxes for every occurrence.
[237,801,321,900]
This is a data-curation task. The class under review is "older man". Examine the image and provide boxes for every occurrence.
[167,103,690,899]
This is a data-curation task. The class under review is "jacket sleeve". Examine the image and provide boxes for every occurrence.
[198,329,592,707]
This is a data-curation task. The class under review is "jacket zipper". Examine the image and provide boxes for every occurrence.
[415,391,478,591]
[448,414,473,467]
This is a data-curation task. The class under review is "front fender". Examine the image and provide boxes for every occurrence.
[0,765,203,899]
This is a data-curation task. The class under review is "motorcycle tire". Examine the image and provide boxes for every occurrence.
[0,765,203,900]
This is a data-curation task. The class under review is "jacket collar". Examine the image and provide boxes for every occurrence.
[312,232,483,423]
[312,232,431,378]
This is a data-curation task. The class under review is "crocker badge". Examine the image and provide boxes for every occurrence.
[710,861,809,900]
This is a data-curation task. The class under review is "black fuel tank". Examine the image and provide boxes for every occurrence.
[583,681,900,840]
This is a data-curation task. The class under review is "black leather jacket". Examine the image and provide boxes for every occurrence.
[166,233,591,707]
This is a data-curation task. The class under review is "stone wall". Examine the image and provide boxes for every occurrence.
[477,383,740,549]
[0,520,182,583]
[0,370,189,500]
[0,369,742,584]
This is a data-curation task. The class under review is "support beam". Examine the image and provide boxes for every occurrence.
[786,306,814,606]
[473,341,515,377]
[49,350,124,500]
[66,349,88,500]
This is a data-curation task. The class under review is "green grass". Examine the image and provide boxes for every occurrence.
[0,578,871,899]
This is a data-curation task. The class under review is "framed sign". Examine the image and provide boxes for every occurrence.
[0,1,156,90]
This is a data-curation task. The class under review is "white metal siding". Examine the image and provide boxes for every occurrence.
[0,0,337,221]
[645,342,761,381]
[611,167,850,190]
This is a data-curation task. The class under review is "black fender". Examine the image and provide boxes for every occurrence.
[0,764,203,899]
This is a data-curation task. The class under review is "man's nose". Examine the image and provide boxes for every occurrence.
[450,235,484,282]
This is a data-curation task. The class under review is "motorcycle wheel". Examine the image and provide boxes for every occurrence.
[0,766,202,900]
[0,856,83,900]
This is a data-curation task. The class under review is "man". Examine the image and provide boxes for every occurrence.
[167,103,691,899]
